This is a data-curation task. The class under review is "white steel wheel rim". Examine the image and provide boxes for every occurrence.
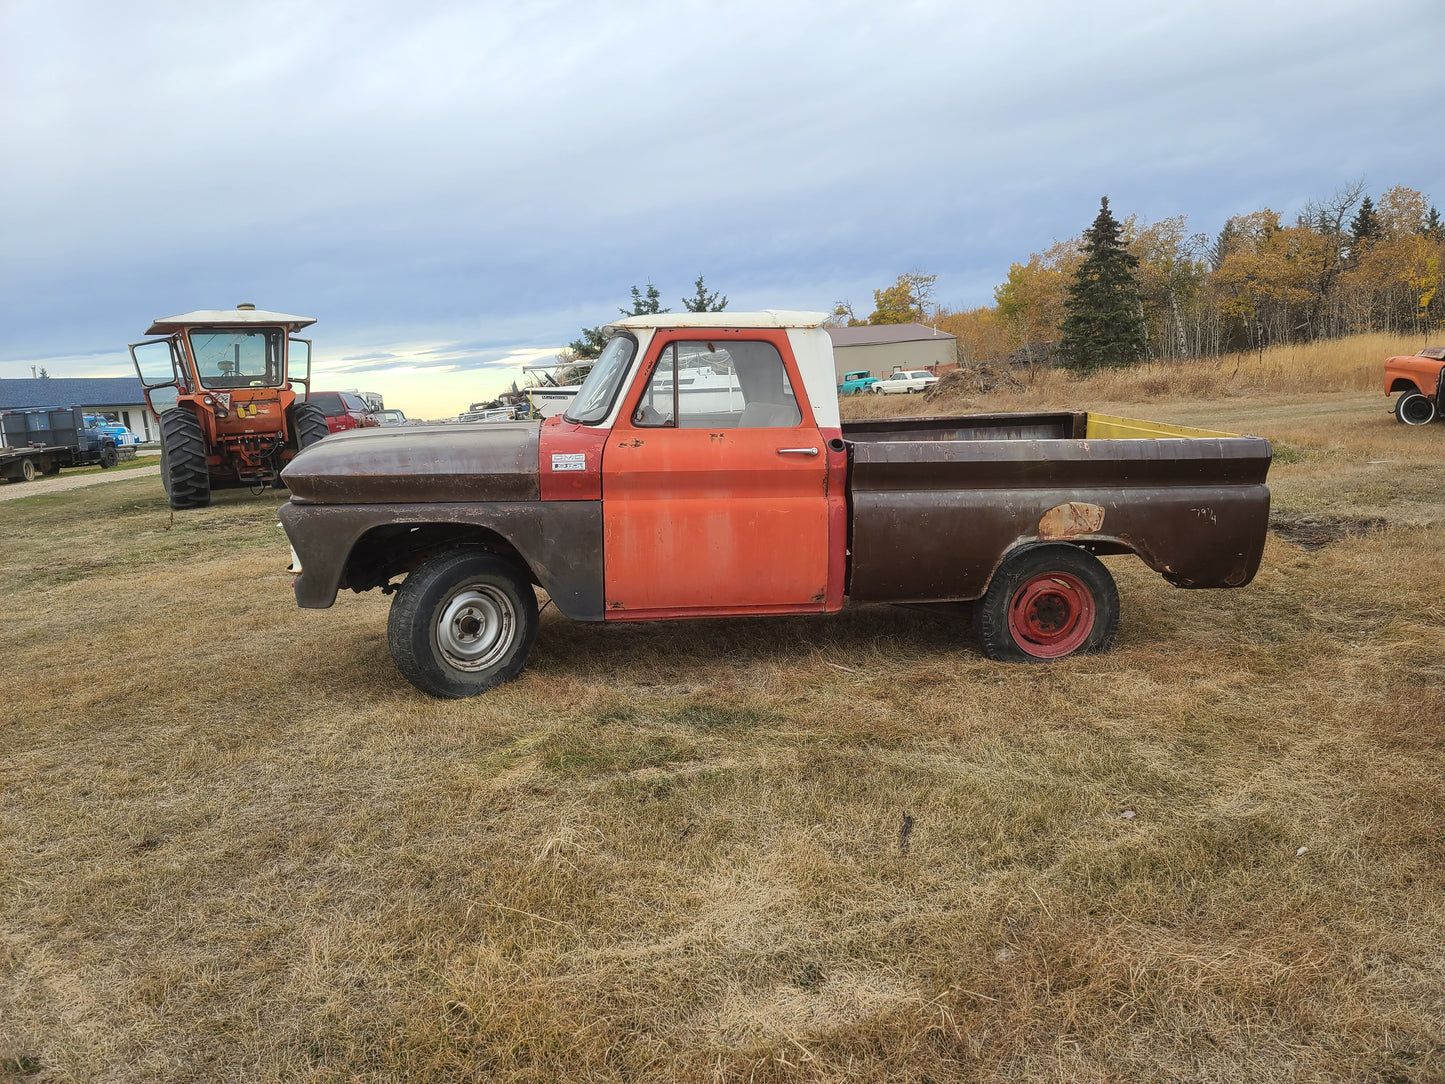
[1400,394,1436,425]
[436,584,516,672]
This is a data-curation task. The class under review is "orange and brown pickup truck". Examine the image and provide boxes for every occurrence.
[279,311,1272,698]
[1385,346,1445,425]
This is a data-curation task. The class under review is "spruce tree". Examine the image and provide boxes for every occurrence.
[1059,196,1146,372]
[1350,194,1378,249]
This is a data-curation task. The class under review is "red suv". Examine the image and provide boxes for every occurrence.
[309,391,379,434]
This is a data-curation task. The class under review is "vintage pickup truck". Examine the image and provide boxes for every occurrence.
[279,311,1272,698]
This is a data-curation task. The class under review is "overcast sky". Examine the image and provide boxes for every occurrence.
[3,0,1443,416]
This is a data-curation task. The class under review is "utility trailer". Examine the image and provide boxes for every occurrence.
[1,407,121,483]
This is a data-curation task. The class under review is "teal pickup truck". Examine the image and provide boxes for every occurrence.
[838,370,879,395]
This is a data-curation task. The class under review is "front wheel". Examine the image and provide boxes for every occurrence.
[98,442,118,469]
[1396,392,1437,426]
[973,545,1119,662]
[386,549,540,698]
[159,408,211,509]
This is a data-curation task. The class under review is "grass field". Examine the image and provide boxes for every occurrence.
[3,333,1443,1082]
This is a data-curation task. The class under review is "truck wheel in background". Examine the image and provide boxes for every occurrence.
[386,549,540,698]
[1396,392,1437,425]
[15,458,37,483]
[973,545,1119,662]
[44,457,60,475]
[290,401,329,450]
[98,442,118,469]
[159,408,211,510]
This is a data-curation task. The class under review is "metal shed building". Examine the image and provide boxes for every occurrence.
[825,324,957,381]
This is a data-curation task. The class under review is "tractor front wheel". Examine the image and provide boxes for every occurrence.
[159,408,211,510]
[1396,392,1437,426]
[973,545,1119,662]
[386,549,540,698]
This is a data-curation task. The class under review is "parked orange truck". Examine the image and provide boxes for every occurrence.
[1385,346,1445,425]
[279,311,1274,698]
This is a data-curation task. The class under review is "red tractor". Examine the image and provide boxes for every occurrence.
[129,304,330,509]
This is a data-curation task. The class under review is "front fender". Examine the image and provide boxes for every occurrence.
[278,500,604,620]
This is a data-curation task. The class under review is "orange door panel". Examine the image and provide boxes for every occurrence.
[602,426,829,616]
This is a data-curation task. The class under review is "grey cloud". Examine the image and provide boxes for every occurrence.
[2,0,1443,380]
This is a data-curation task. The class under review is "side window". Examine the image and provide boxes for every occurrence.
[633,339,802,429]
[633,344,677,427]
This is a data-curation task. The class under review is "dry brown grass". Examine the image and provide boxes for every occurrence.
[848,331,1432,420]
[3,361,1445,1082]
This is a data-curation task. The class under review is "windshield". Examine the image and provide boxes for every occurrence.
[187,327,284,389]
[564,333,637,425]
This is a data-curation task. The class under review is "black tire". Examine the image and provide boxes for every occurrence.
[386,549,540,698]
[1396,392,1437,426]
[159,408,211,510]
[98,441,118,469]
[973,545,1119,663]
[289,400,329,451]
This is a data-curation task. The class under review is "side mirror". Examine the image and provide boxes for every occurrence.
[288,338,311,395]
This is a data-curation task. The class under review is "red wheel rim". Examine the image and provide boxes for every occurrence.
[1007,571,1096,658]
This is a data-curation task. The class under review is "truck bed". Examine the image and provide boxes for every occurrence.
[843,411,1272,603]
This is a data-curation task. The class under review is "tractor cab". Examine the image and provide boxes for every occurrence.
[129,304,331,509]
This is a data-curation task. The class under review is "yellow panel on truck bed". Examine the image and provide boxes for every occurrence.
[1084,412,1237,440]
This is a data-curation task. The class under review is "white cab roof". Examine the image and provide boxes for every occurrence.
[146,307,316,335]
[607,310,828,332]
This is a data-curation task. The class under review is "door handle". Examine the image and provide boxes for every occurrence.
[776,447,819,456]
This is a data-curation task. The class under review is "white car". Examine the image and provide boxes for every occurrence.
[871,369,939,394]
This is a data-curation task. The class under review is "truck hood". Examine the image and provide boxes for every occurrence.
[282,421,541,503]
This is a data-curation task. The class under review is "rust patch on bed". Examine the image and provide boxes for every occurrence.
[1039,501,1105,540]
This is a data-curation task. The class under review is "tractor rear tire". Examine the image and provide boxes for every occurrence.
[1396,392,1437,426]
[387,549,540,698]
[159,408,211,510]
[290,401,329,450]
[973,545,1119,663]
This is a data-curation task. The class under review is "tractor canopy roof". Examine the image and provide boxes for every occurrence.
[146,305,316,336]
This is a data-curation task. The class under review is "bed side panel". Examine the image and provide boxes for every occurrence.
[847,437,1272,602]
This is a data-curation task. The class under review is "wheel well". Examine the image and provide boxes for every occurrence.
[1389,378,1423,394]
[342,523,535,594]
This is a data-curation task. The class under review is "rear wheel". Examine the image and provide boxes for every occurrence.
[387,549,540,698]
[159,408,211,509]
[1396,392,1437,425]
[17,458,37,483]
[974,545,1119,662]
[289,401,329,450]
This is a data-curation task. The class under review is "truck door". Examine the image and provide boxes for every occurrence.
[602,330,830,617]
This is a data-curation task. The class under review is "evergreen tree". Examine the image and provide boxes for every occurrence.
[1350,194,1378,249]
[567,326,608,360]
[1058,196,1147,372]
[570,281,675,359]
[1425,205,1443,241]
[621,282,669,317]
[681,275,727,312]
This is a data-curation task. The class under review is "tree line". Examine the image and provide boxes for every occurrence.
[924,181,1443,371]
